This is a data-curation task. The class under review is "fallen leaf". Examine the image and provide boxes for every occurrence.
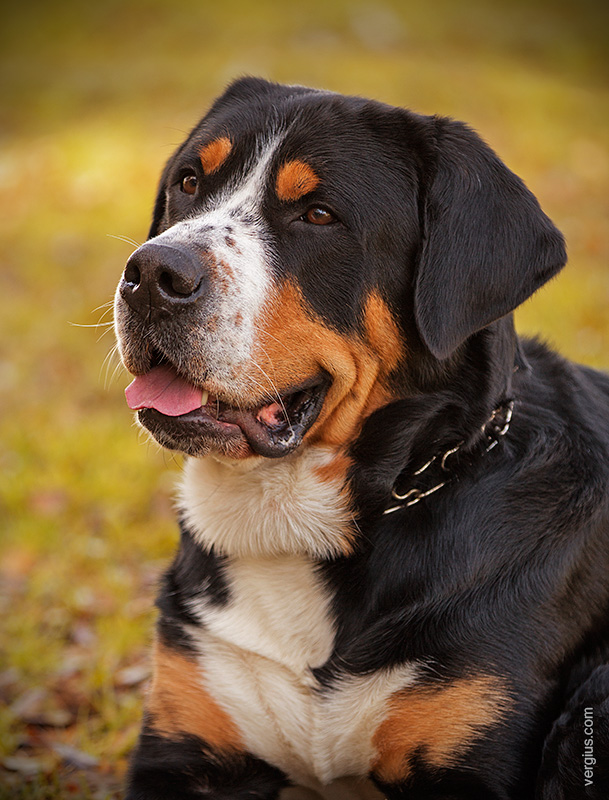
[0,668,20,703]
[10,688,48,719]
[51,742,100,769]
[24,707,74,728]
[2,755,53,776]
[115,664,150,688]
[70,621,97,646]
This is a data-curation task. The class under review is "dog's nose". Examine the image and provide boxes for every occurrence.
[120,242,206,317]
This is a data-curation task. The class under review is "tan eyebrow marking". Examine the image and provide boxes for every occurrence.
[276,160,320,202]
[199,137,232,174]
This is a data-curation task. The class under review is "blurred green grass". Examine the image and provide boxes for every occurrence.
[0,0,608,796]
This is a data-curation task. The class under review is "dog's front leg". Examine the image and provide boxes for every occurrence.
[126,641,288,799]
[126,722,288,799]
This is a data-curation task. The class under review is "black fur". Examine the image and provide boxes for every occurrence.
[128,722,288,800]
[414,116,565,359]
[121,79,609,799]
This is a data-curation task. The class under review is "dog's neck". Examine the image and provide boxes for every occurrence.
[179,319,522,558]
[349,317,521,521]
[178,445,355,560]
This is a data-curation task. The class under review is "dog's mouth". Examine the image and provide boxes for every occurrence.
[125,363,329,459]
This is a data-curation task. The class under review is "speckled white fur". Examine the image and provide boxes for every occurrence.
[144,137,282,389]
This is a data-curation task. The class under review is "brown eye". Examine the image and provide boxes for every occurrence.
[181,174,198,195]
[303,207,336,225]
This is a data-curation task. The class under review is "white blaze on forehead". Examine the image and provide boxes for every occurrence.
[204,134,284,221]
[147,136,283,385]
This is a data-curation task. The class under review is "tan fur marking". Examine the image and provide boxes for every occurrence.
[314,450,353,486]
[147,642,243,751]
[372,675,510,783]
[199,137,232,174]
[256,284,404,452]
[361,291,406,417]
[276,160,320,202]
[363,291,403,375]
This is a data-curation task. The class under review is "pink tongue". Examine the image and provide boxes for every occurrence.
[125,365,203,417]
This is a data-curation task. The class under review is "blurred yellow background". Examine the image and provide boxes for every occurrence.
[0,0,607,796]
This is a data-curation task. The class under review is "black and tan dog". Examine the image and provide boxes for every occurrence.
[114,78,609,799]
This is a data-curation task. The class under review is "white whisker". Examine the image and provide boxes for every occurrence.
[257,327,300,360]
[250,354,294,437]
[107,233,142,249]
[68,321,114,329]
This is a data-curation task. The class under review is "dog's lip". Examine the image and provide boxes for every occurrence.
[126,364,330,458]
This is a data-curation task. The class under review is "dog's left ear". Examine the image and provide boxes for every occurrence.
[147,156,176,239]
[414,117,566,359]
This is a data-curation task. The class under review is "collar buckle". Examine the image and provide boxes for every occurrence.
[384,399,514,515]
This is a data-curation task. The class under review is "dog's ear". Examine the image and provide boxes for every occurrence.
[414,117,566,359]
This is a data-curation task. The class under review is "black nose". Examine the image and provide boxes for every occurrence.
[120,242,206,318]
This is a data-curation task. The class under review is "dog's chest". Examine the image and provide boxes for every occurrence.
[188,555,418,787]
[178,451,419,786]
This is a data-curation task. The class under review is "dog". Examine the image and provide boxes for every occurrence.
[114,78,609,799]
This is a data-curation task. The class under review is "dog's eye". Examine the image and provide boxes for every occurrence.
[302,207,336,226]
[181,174,198,195]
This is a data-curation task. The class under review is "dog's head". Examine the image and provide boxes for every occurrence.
[115,78,565,461]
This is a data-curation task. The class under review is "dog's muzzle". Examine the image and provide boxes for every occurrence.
[116,241,330,459]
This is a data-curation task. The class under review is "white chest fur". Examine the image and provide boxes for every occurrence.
[187,554,419,789]
[178,448,420,789]
[179,447,354,559]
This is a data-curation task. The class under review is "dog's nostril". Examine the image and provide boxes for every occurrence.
[159,269,202,299]
[124,262,141,287]
[159,271,174,296]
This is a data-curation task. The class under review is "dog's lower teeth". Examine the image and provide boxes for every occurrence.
[201,390,209,406]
